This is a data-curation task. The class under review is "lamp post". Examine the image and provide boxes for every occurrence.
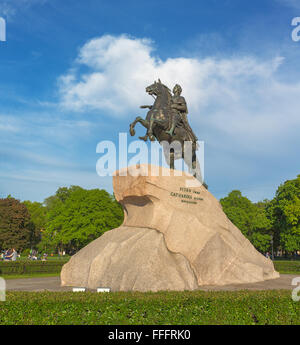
[270,234,274,261]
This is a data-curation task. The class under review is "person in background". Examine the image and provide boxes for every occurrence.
[4,249,13,261]
[11,248,17,261]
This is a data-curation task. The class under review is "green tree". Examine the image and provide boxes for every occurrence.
[267,175,300,254]
[220,190,272,253]
[41,186,124,253]
[23,201,47,248]
[23,201,47,232]
[0,198,38,251]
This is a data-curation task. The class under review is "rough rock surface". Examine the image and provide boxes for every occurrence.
[61,164,279,291]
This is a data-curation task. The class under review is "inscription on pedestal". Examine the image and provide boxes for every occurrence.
[170,187,203,204]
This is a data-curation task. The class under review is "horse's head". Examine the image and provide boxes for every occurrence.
[145,79,171,98]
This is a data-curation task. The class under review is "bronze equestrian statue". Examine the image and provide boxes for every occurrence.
[129,79,204,185]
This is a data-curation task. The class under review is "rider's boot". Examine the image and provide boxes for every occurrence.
[166,124,175,136]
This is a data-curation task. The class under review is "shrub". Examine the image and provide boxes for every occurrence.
[0,290,299,325]
[0,261,65,275]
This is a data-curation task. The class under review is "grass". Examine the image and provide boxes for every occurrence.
[17,255,70,261]
[2,272,60,280]
[0,260,299,325]
[0,260,68,277]
[274,260,300,275]
[0,290,299,325]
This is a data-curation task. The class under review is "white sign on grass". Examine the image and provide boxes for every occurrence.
[72,287,86,292]
[0,277,6,301]
[97,288,110,293]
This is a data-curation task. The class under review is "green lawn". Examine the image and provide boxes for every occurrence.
[2,273,60,280]
[274,260,300,275]
[0,259,68,277]
[0,260,299,325]
[0,290,299,325]
[15,256,70,262]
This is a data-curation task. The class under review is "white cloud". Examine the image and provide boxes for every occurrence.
[0,0,47,20]
[0,147,77,169]
[0,3,15,19]
[59,34,285,116]
[59,35,158,114]
[58,34,300,156]
[3,33,297,202]
[0,112,93,144]
[276,0,300,10]
[0,115,20,133]
[0,168,112,202]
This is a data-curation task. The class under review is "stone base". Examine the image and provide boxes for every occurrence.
[61,165,279,291]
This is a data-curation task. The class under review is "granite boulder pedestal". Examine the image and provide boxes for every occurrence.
[61,164,279,291]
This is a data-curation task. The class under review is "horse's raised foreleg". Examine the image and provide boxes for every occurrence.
[129,116,149,139]
[129,116,141,136]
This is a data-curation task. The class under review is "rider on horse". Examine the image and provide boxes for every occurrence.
[166,84,198,143]
[130,79,205,185]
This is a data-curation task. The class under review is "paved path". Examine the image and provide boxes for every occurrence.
[4,274,299,292]
[197,274,299,291]
[6,277,72,292]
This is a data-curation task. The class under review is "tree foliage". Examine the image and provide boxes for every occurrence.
[40,186,124,252]
[267,175,300,253]
[220,190,272,253]
[23,201,47,233]
[0,198,38,251]
[3,174,300,256]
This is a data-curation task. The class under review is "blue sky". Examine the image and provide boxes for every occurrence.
[1,0,300,202]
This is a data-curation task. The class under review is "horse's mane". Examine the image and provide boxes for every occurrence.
[160,83,171,94]
[158,82,172,105]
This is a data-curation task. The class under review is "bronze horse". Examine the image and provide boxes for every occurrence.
[129,80,203,183]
